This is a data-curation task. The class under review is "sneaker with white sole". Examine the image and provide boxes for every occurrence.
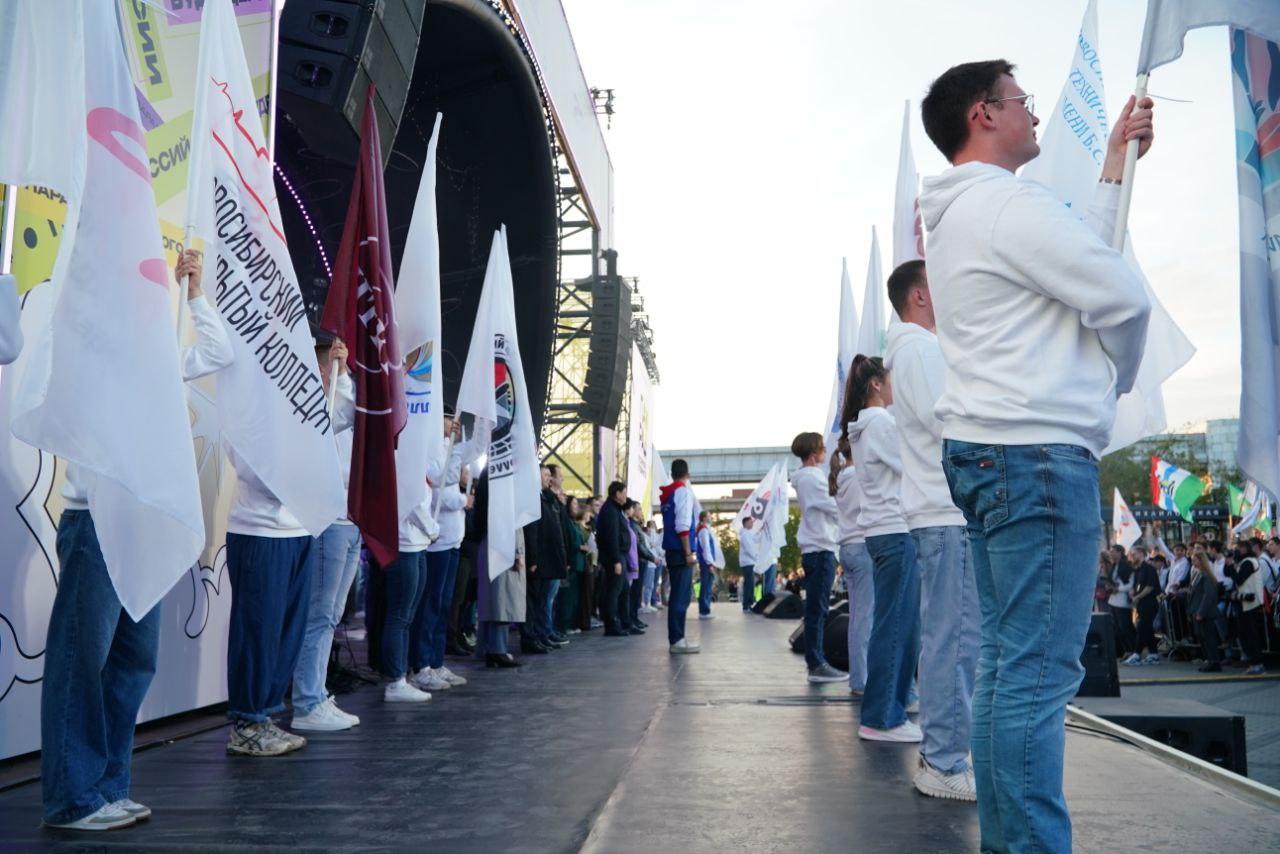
[264,721,306,752]
[45,801,137,831]
[410,668,451,692]
[859,721,924,743]
[1122,653,1143,666]
[112,798,152,821]
[292,701,353,732]
[669,638,701,654]
[906,701,919,714]
[436,666,467,687]
[385,677,432,703]
[698,613,715,620]
[808,663,848,683]
[326,697,359,726]
[227,720,292,757]
[1143,654,1162,665]
[913,758,977,802]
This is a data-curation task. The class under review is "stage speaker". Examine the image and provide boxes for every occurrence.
[763,591,804,620]
[787,610,849,669]
[830,599,849,617]
[751,593,775,615]
[1073,697,1248,776]
[582,252,632,429]
[277,0,427,163]
[1077,612,1120,698]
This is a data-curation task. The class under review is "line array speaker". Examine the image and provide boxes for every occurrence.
[582,251,632,429]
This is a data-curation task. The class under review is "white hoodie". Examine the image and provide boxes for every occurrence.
[918,163,1150,458]
[883,323,964,530]
[848,407,908,538]
[791,464,838,554]
[835,464,865,546]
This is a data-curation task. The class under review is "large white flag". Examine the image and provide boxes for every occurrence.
[1230,29,1280,503]
[856,228,887,358]
[1112,488,1141,548]
[733,460,790,569]
[395,112,445,521]
[457,229,542,579]
[1021,0,1195,455]
[7,1,204,619]
[1137,0,1280,73]
[185,0,344,535]
[823,259,859,456]
[892,101,925,268]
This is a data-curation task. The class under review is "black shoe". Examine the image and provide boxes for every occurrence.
[1198,664,1222,673]
[446,642,467,657]
[635,620,648,630]
[549,633,569,644]
[543,638,566,649]
[603,629,628,637]
[463,633,478,648]
[628,627,646,635]
[521,640,549,654]
[486,653,521,668]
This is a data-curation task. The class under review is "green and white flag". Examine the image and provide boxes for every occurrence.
[1231,481,1275,535]
[1149,457,1206,522]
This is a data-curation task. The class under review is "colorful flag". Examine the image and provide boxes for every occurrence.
[856,227,886,358]
[733,460,790,569]
[1021,0,1195,456]
[186,0,345,539]
[1230,29,1280,504]
[1231,481,1275,535]
[1138,0,1280,74]
[1112,488,1142,549]
[1228,482,1245,517]
[892,100,924,268]
[823,258,859,456]
[322,87,408,566]
[394,112,444,524]
[7,1,204,620]
[457,229,542,580]
[1150,456,1206,522]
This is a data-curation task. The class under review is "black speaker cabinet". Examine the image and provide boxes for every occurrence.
[763,591,804,620]
[1077,611,1120,698]
[1073,697,1248,776]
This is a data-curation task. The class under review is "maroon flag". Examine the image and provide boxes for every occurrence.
[322,85,406,566]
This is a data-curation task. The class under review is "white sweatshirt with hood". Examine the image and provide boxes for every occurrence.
[918,163,1150,458]
[883,322,965,530]
[848,407,908,538]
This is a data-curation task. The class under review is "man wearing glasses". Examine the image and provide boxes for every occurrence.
[918,61,1153,853]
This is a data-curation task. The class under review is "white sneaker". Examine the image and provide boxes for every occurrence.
[859,721,924,743]
[385,677,431,703]
[345,627,367,641]
[1122,653,1143,666]
[913,758,978,802]
[112,798,152,821]
[292,701,353,732]
[906,701,919,714]
[807,663,849,683]
[409,668,450,692]
[669,638,701,654]
[325,696,360,726]
[45,801,136,831]
[436,666,468,687]
[698,613,715,620]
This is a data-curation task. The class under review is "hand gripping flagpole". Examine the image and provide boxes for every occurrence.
[430,430,458,522]
[1110,74,1149,251]
[326,358,341,417]
[175,226,194,344]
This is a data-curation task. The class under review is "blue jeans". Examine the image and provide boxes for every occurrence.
[801,551,837,671]
[545,578,561,637]
[293,523,362,715]
[666,552,693,644]
[41,510,161,825]
[412,548,459,672]
[382,550,428,678]
[862,533,920,729]
[226,532,314,722]
[477,621,509,655]
[913,525,980,775]
[641,561,656,608]
[740,565,756,611]
[761,565,777,599]
[698,563,715,614]
[839,542,875,692]
[943,441,1100,854]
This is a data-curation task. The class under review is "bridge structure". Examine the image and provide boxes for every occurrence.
[658,447,798,486]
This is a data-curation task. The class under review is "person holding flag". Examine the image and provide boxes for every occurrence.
[738,517,761,613]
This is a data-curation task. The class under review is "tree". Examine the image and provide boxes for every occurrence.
[778,507,802,572]
[713,517,740,580]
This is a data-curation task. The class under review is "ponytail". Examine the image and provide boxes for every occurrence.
[839,354,887,449]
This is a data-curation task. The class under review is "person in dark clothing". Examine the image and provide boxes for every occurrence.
[595,481,631,637]
[1107,545,1136,657]
[447,506,477,656]
[1124,547,1162,665]
[628,501,655,630]
[522,466,569,653]
[1188,553,1222,672]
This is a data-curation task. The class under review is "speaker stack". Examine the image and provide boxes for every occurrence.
[1077,612,1121,698]
[763,591,804,620]
[1074,697,1248,776]
[581,250,632,429]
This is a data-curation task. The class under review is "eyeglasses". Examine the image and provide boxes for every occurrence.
[984,93,1035,116]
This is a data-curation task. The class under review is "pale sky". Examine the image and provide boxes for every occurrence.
[560,0,1242,452]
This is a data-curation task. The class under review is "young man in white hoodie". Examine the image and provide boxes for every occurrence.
[789,431,847,684]
[919,60,1153,852]
[883,260,980,802]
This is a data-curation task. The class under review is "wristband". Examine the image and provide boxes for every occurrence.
[1100,177,1122,185]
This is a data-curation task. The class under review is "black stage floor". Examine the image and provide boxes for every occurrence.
[1,602,1277,852]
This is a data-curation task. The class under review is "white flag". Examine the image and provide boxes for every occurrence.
[1137,0,1280,73]
[1021,0,1195,455]
[823,259,859,456]
[856,228,887,358]
[8,1,204,620]
[733,461,790,569]
[395,112,445,522]
[892,101,925,268]
[1112,488,1141,549]
[185,0,344,536]
[457,229,542,579]
[650,448,672,511]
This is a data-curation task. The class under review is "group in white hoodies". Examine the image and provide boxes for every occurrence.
[847,407,908,538]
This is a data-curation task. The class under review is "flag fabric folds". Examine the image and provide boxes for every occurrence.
[892,100,925,269]
[856,228,887,359]
[1137,0,1280,74]
[187,0,345,540]
[1112,488,1142,548]
[733,461,790,570]
[394,112,445,524]
[823,259,859,456]
[457,229,542,580]
[1150,456,1206,522]
[6,1,204,620]
[322,87,407,566]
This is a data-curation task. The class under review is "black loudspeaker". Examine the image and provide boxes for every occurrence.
[277,0,427,163]
[764,591,804,620]
[787,610,849,670]
[1077,612,1120,697]
[582,253,632,429]
[751,593,775,615]
[1073,697,1248,776]
[830,599,849,617]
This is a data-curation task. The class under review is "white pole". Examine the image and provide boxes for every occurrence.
[175,226,195,344]
[325,359,340,417]
[1110,73,1149,251]
[430,432,457,522]
[0,184,17,275]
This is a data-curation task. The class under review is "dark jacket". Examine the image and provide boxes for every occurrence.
[532,488,569,580]
[595,498,630,571]
[632,519,656,564]
[1188,571,1219,621]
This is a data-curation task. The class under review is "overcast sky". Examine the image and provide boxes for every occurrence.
[559,0,1241,453]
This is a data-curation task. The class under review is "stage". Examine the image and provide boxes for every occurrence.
[1,603,1276,852]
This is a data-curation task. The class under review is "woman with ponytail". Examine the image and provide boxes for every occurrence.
[844,355,921,743]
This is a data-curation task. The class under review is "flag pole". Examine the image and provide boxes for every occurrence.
[430,431,457,521]
[326,359,340,417]
[1110,73,1149,250]
[175,226,194,343]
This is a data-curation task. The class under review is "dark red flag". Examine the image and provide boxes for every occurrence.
[321,85,406,566]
